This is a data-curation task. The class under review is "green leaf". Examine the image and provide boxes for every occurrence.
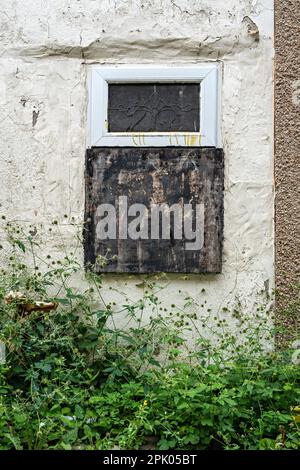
[4,433,23,450]
[52,297,70,305]
[61,442,72,450]
[158,438,176,450]
[34,361,52,372]
[14,239,26,252]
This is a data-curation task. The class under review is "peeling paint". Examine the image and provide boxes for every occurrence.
[0,1,272,61]
[242,16,260,41]
[0,0,274,335]
[32,108,39,127]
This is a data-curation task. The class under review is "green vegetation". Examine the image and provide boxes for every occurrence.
[0,220,299,450]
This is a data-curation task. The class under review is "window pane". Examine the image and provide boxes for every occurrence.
[108,83,200,132]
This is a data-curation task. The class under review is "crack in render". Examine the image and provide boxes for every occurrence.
[170,0,193,16]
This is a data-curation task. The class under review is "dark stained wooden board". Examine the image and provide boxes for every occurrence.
[84,147,224,273]
[108,83,200,132]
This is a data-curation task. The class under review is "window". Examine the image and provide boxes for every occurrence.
[85,64,223,274]
[87,64,220,147]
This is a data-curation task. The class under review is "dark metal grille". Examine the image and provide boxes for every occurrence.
[108,83,200,132]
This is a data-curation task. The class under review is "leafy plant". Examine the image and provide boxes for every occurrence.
[0,220,299,450]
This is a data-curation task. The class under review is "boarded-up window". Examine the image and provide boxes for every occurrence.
[84,147,224,274]
[86,65,222,274]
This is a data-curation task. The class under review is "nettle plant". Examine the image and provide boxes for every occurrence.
[0,218,299,451]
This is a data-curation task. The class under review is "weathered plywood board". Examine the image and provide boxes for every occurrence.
[84,147,224,273]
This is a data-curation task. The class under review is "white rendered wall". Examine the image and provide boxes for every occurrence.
[0,1,274,331]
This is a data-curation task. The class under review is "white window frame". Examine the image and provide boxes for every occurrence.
[87,64,221,148]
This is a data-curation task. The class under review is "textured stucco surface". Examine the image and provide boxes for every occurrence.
[274,1,300,333]
[0,1,274,332]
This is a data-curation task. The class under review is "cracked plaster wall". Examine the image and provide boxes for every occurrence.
[0,1,274,332]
